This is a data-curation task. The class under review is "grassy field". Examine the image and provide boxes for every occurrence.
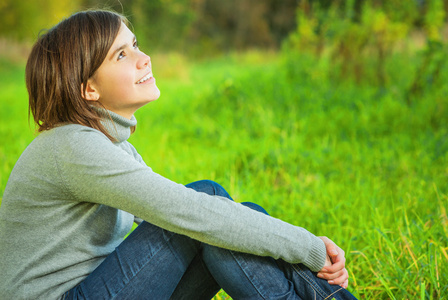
[0,49,447,299]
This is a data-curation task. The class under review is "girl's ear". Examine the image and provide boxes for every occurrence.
[81,80,100,101]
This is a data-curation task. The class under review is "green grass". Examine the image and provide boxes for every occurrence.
[0,49,447,299]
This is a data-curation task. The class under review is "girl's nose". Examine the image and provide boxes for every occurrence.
[137,52,150,69]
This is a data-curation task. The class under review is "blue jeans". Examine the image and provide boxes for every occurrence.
[63,180,357,300]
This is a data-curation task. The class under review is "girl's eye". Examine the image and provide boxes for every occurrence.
[133,40,139,49]
[118,51,126,60]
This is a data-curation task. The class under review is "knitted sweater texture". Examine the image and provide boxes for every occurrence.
[0,109,326,299]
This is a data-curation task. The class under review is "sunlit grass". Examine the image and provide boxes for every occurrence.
[0,49,447,298]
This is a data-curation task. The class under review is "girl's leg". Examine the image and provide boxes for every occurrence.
[203,246,357,300]
[170,180,273,299]
[201,202,300,300]
[63,221,201,299]
[172,180,303,300]
[169,252,221,300]
[170,180,230,299]
[200,200,357,300]
[276,260,357,300]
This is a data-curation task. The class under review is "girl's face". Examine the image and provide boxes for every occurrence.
[85,22,160,119]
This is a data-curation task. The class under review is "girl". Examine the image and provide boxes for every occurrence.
[0,10,356,299]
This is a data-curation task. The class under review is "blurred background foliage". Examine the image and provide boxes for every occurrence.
[0,0,298,54]
[1,0,448,92]
[1,1,447,51]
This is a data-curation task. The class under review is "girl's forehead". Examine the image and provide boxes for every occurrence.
[115,23,133,42]
[107,23,135,55]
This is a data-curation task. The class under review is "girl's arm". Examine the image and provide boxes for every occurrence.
[53,125,328,272]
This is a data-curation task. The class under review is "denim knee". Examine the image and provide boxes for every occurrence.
[185,180,269,215]
[185,180,233,200]
[203,180,230,198]
[199,181,269,215]
[241,202,269,215]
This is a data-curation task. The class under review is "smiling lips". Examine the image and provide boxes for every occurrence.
[136,72,153,84]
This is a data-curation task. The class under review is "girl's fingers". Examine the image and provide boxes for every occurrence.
[317,268,344,280]
[340,278,349,289]
[318,237,346,273]
[323,255,346,273]
[326,242,339,258]
[317,237,350,288]
[318,268,349,286]
[327,268,349,286]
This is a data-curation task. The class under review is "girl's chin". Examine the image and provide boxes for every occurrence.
[144,94,161,104]
[149,88,161,100]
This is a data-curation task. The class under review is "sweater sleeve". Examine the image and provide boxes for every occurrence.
[54,126,326,272]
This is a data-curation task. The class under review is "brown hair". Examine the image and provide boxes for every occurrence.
[26,10,130,141]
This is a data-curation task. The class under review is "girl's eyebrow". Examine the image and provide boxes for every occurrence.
[110,35,137,60]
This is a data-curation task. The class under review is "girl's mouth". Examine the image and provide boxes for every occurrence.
[136,72,153,84]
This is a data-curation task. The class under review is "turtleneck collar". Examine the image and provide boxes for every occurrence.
[91,106,137,143]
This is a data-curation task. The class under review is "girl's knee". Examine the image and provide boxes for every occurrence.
[185,180,232,200]
[241,202,269,215]
[185,181,268,214]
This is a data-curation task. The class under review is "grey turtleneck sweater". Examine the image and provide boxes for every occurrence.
[0,108,326,299]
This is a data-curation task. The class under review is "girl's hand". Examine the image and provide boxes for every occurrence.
[317,236,349,289]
